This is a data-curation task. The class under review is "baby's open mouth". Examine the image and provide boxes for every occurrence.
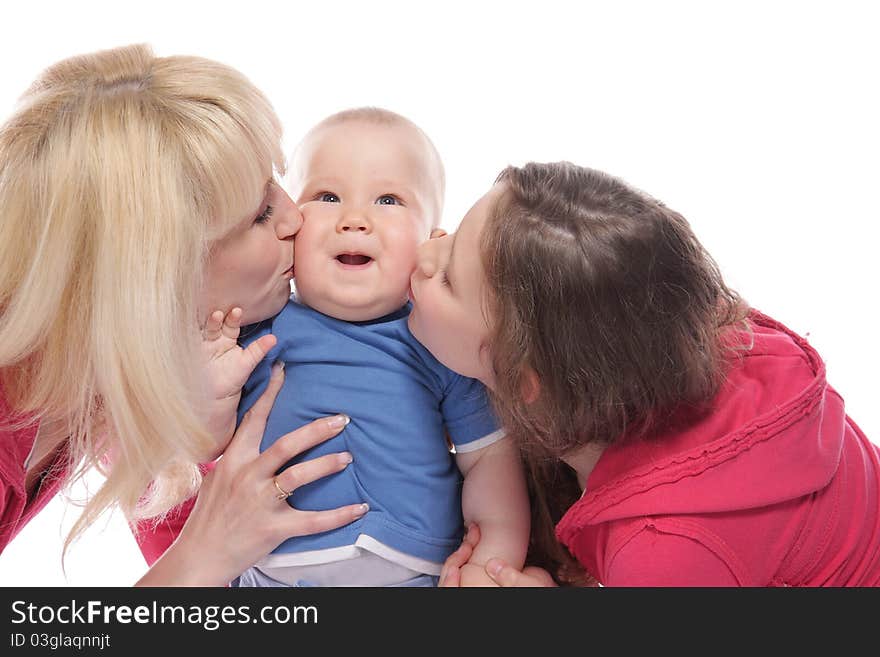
[336,253,373,266]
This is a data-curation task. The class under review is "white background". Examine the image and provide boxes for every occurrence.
[1,0,877,585]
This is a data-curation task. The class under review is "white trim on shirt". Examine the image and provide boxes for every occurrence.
[454,428,506,453]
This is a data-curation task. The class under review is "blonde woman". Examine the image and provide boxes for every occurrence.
[0,44,367,585]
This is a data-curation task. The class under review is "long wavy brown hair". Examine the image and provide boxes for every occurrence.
[480,162,749,584]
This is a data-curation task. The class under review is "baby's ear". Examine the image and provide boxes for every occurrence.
[430,228,447,239]
[520,367,541,404]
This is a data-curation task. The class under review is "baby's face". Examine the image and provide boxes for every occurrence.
[291,120,441,321]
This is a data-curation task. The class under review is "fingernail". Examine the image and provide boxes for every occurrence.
[487,559,503,578]
[327,414,350,430]
[271,360,285,376]
[339,452,353,465]
[353,503,369,517]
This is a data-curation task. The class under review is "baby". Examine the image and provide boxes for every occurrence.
[232,108,529,587]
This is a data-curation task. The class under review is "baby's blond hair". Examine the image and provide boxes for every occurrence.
[291,106,445,227]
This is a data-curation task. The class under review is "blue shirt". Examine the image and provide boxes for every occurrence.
[238,300,500,565]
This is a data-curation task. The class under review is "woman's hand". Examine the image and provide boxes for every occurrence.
[136,362,367,586]
[200,307,277,458]
[438,523,480,587]
[439,523,558,588]
[483,560,558,587]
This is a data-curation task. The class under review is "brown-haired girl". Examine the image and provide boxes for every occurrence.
[409,162,880,586]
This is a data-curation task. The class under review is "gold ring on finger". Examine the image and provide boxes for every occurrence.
[273,476,292,501]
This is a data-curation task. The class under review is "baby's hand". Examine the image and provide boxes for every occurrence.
[200,308,277,457]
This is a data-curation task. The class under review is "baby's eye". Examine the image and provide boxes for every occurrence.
[375,194,400,206]
[319,192,340,203]
[440,270,451,287]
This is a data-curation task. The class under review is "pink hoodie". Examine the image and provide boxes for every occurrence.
[556,312,880,586]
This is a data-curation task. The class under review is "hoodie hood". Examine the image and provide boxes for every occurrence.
[557,311,844,538]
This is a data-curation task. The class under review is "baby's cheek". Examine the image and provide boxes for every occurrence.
[293,228,319,265]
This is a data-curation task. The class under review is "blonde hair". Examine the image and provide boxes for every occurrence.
[290,106,445,225]
[0,43,285,551]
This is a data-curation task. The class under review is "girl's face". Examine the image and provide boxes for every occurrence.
[201,181,303,325]
[408,184,505,388]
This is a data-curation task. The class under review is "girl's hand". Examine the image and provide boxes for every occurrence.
[483,560,558,587]
[439,523,481,587]
[137,362,367,586]
[439,523,558,587]
[200,307,277,457]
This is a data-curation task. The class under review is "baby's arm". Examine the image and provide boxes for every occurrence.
[200,308,276,459]
[454,436,530,587]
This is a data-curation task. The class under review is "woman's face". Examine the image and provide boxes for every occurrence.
[408,184,505,388]
[201,180,302,325]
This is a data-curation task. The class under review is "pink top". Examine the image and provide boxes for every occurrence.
[0,390,64,555]
[0,384,195,565]
[132,468,209,567]
[556,311,880,586]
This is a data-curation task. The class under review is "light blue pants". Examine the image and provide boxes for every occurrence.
[231,566,439,588]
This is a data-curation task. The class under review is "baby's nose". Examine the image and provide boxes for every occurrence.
[337,213,370,232]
